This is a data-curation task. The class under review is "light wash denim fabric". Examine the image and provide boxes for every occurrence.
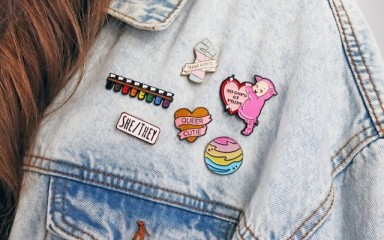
[9,0,384,239]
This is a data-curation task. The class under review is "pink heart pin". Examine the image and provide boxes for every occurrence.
[220,75,252,115]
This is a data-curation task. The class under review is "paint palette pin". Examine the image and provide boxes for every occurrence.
[174,107,212,143]
[181,38,218,83]
[220,75,277,136]
[106,73,174,109]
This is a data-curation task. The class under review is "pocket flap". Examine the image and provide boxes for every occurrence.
[46,176,238,239]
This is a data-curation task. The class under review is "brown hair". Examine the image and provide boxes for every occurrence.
[0,0,110,237]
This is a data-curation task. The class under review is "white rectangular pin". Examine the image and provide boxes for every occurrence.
[116,112,160,144]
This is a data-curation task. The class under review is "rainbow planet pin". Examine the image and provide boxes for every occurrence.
[204,137,243,175]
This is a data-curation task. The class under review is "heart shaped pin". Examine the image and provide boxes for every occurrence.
[220,75,252,115]
[220,74,278,136]
[174,107,212,143]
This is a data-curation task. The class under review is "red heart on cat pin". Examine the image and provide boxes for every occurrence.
[220,75,252,115]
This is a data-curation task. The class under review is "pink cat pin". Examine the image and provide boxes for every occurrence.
[220,75,277,136]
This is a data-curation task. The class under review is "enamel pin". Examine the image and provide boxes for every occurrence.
[181,38,218,83]
[220,75,277,135]
[174,107,212,143]
[132,221,150,240]
[116,112,160,144]
[106,73,174,109]
[204,137,243,175]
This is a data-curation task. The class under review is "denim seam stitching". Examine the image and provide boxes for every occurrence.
[236,212,259,239]
[339,0,384,129]
[238,186,334,240]
[236,222,245,240]
[243,213,258,239]
[26,154,241,213]
[330,126,371,162]
[107,0,187,30]
[300,190,335,240]
[49,177,81,240]
[287,185,334,240]
[332,134,377,175]
[331,129,376,172]
[24,163,240,222]
[332,0,384,133]
[240,212,259,240]
[61,179,97,240]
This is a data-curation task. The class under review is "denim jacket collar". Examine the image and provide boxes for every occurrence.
[108,0,189,31]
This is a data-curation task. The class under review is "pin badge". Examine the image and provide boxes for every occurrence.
[181,38,218,83]
[116,112,160,144]
[106,73,174,109]
[132,220,150,240]
[220,75,277,135]
[204,137,243,175]
[174,107,212,143]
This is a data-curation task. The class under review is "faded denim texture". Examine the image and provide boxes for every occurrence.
[9,0,384,239]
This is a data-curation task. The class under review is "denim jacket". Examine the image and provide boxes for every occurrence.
[9,0,384,239]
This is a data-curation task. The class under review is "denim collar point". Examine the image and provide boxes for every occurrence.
[108,0,188,31]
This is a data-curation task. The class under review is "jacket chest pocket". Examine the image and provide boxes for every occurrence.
[46,176,239,240]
